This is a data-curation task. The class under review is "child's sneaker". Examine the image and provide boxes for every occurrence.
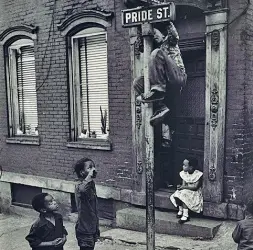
[178,216,190,224]
[150,106,170,125]
[177,206,183,218]
[162,139,172,148]
[178,208,190,224]
[138,90,165,103]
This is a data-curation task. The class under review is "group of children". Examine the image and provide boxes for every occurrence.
[25,156,253,250]
[24,19,253,249]
[26,158,99,250]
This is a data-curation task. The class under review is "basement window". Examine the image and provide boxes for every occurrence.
[11,183,42,208]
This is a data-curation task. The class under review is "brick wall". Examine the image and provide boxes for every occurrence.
[1,0,253,208]
[242,0,253,202]
[224,0,248,204]
[0,0,134,189]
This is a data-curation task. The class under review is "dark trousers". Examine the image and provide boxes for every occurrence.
[149,48,187,93]
[80,247,94,250]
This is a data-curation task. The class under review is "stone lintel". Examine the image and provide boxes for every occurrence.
[205,8,228,27]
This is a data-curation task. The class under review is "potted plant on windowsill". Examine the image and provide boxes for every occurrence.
[100,106,108,140]
[79,129,88,139]
[91,131,97,138]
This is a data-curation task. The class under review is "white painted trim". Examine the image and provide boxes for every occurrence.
[0,31,36,45]
[203,9,228,203]
[60,17,111,37]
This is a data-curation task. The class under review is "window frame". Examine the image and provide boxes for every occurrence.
[5,38,40,145]
[67,27,111,150]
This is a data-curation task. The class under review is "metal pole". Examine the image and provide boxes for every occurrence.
[142,22,155,250]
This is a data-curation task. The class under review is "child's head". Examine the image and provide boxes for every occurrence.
[32,193,59,213]
[73,157,97,180]
[183,157,198,174]
[183,159,189,172]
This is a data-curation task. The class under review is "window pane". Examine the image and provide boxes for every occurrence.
[17,46,38,135]
[79,33,109,137]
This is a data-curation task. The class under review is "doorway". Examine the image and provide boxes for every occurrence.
[155,49,206,190]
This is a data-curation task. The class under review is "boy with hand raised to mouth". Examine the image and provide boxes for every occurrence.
[74,158,99,250]
[25,193,67,250]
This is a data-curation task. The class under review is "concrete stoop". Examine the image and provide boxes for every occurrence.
[116,207,222,239]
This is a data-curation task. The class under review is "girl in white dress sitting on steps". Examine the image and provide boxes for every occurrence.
[170,157,203,224]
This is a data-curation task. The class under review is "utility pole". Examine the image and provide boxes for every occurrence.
[142,22,155,250]
[122,2,176,249]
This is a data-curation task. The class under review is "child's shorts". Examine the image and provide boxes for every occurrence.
[76,230,99,248]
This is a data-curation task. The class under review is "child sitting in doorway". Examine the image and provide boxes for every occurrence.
[170,157,203,224]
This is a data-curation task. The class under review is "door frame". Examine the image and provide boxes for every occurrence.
[130,4,229,218]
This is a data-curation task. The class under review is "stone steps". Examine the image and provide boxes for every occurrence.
[116,207,222,239]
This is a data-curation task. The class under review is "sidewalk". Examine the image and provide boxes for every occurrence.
[0,213,238,250]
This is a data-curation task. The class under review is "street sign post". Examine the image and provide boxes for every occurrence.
[122,2,176,250]
[142,22,155,250]
[122,2,175,27]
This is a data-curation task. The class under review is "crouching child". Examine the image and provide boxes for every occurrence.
[25,193,67,250]
[74,158,100,250]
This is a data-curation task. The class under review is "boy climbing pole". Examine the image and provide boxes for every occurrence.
[134,21,187,127]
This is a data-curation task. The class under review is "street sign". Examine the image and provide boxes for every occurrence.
[122,2,176,27]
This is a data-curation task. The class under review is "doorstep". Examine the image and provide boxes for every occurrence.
[116,207,222,239]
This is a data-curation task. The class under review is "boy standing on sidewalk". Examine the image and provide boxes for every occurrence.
[232,198,253,249]
[26,193,67,250]
[74,158,99,250]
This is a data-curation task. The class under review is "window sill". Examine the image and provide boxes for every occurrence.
[6,135,40,145]
[66,138,112,151]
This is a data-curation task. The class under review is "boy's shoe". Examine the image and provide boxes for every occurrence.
[150,106,170,126]
[136,94,143,103]
[138,90,165,103]
[162,139,172,148]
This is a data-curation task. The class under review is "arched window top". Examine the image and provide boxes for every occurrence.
[72,27,105,38]
[9,38,34,49]
[0,25,37,46]
[57,10,113,37]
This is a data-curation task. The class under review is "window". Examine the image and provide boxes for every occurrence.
[6,39,38,136]
[70,27,109,141]
[11,183,42,208]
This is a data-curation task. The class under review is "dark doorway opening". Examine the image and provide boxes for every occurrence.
[154,49,206,190]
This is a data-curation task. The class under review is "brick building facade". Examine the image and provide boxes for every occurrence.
[0,0,252,222]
